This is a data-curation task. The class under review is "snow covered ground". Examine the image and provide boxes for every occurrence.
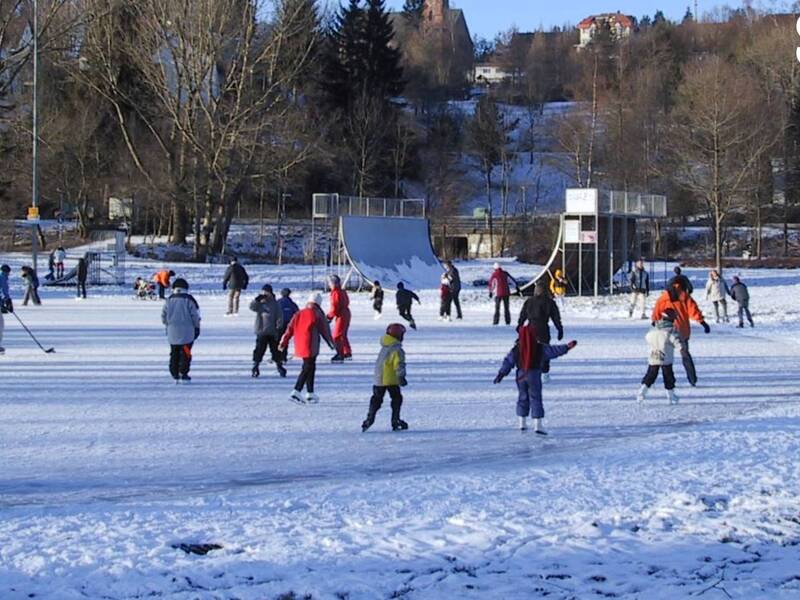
[1,253,800,599]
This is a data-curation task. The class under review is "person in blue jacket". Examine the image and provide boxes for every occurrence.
[0,264,12,354]
[278,288,299,362]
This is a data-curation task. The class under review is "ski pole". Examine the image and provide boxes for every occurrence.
[12,311,55,353]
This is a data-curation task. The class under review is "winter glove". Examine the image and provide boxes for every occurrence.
[399,376,408,387]
[557,328,564,341]
[194,327,200,340]
[567,340,578,350]
[701,321,711,334]
[493,373,504,384]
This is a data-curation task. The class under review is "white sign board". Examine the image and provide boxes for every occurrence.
[566,188,598,214]
[564,220,581,244]
[580,231,597,244]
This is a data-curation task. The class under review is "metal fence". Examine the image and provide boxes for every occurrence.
[601,191,667,218]
[312,194,426,219]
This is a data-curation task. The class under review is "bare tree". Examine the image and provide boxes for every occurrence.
[666,56,775,273]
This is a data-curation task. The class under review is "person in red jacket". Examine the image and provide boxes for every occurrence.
[327,275,352,362]
[488,262,519,326]
[279,293,335,405]
[651,279,710,386]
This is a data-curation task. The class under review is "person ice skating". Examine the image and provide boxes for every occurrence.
[153,269,175,300]
[705,270,729,324]
[54,246,66,279]
[223,257,249,316]
[494,324,577,434]
[47,251,55,280]
[628,260,650,319]
[730,276,754,328]
[249,284,286,378]
[327,275,352,362]
[277,288,299,362]
[396,282,421,330]
[76,256,88,299]
[279,293,335,405]
[550,269,568,309]
[439,274,453,321]
[21,266,41,306]
[0,264,12,355]
[361,323,409,432]
[518,281,564,383]
[161,278,201,383]
[488,263,519,326]
[652,279,710,387]
[668,266,694,295]
[370,281,384,319]
[638,308,685,405]
[444,261,463,319]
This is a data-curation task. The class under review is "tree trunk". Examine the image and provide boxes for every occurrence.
[171,197,187,245]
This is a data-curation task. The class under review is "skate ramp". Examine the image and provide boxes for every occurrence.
[340,216,444,289]
[44,267,78,286]
[519,218,563,295]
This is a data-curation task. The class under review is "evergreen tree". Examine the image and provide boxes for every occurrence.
[402,0,425,29]
[682,6,694,23]
[653,10,667,25]
[363,0,403,98]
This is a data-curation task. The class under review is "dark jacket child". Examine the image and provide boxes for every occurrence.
[161,278,201,383]
[396,282,421,330]
[279,293,335,405]
[370,281,384,318]
[638,309,684,405]
[439,275,453,321]
[729,276,754,328]
[494,324,576,434]
[277,288,299,362]
[518,281,564,380]
[76,257,88,299]
[249,284,286,378]
[362,324,409,432]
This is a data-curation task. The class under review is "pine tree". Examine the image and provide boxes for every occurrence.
[363,0,403,98]
[402,0,425,29]
[682,7,694,23]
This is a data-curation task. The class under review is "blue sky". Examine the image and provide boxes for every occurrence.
[380,1,718,38]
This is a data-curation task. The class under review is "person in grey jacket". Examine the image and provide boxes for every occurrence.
[730,276,754,328]
[223,257,249,316]
[444,261,463,320]
[249,284,286,378]
[628,260,650,319]
[704,270,729,323]
[21,266,41,306]
[161,278,201,382]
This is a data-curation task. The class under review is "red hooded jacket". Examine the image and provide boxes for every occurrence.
[280,304,334,359]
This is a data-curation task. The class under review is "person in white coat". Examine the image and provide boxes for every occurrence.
[638,308,685,405]
[704,270,729,323]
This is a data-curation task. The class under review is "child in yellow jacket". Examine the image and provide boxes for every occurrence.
[362,323,408,432]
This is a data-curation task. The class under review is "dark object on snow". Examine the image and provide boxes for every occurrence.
[172,543,223,556]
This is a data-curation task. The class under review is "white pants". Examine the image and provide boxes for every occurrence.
[629,292,647,317]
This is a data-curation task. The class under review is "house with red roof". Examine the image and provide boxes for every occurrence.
[577,12,637,48]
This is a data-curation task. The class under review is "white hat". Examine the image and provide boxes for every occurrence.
[307,292,322,306]
[493,262,501,270]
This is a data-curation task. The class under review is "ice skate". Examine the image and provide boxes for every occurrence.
[533,418,547,435]
[391,419,409,431]
[409,320,417,330]
[640,314,648,320]
[180,374,191,383]
[0,346,5,355]
[305,392,319,404]
[518,416,527,431]
[251,363,260,378]
[373,311,381,320]
[331,354,344,363]
[666,389,679,405]
[276,363,287,378]
[361,417,374,433]
[289,390,305,405]
[343,354,353,361]
[637,384,648,404]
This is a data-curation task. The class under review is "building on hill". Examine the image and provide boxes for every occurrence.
[577,12,637,48]
[390,0,474,94]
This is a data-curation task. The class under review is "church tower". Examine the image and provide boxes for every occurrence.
[425,0,449,30]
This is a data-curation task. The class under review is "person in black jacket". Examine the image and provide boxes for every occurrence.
[667,266,694,295]
[370,281,384,319]
[729,276,754,328]
[518,281,563,381]
[444,261,463,320]
[76,256,88,299]
[223,257,249,316]
[396,282,421,330]
[21,266,41,306]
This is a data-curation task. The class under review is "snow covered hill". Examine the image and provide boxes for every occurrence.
[1,255,799,599]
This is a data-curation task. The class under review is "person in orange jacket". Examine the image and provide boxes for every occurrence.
[327,275,352,362]
[651,279,710,386]
[153,270,175,300]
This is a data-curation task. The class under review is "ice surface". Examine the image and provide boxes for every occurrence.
[1,253,800,599]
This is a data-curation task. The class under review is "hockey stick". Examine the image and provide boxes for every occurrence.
[11,312,56,353]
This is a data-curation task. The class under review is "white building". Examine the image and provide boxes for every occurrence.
[577,12,636,48]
